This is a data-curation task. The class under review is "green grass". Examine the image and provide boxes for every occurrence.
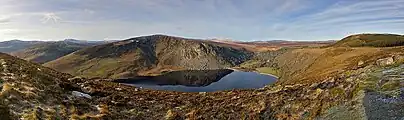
[256,67,279,76]
[381,80,401,91]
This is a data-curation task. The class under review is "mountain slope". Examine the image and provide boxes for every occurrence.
[333,34,404,47]
[1,34,404,119]
[11,40,106,64]
[44,35,252,78]
[0,53,100,119]
[0,40,43,53]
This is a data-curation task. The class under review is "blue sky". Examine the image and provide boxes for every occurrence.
[0,0,403,41]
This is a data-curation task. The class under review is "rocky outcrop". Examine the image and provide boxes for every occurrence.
[376,57,394,66]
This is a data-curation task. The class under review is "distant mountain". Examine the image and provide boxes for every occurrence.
[208,39,335,52]
[11,39,107,63]
[0,40,44,53]
[44,35,252,78]
[333,34,404,47]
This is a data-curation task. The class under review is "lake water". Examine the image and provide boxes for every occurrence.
[118,69,277,92]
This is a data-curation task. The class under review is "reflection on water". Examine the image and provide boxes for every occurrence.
[118,69,277,92]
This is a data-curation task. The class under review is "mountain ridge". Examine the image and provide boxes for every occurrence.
[11,40,107,63]
[44,35,253,78]
[333,33,404,47]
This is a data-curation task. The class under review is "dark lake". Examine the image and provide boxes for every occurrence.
[117,69,277,92]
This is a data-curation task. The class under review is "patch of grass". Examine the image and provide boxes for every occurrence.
[239,60,261,68]
[330,87,345,97]
[256,67,279,76]
[381,80,401,91]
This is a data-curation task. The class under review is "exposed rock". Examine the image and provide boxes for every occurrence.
[72,91,92,99]
[377,57,394,66]
[358,60,365,66]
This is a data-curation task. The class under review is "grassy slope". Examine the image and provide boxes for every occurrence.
[0,53,93,119]
[275,47,403,84]
[333,34,404,47]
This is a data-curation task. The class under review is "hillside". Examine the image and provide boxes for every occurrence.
[11,40,106,64]
[1,33,404,119]
[0,40,43,53]
[2,44,404,119]
[44,35,252,78]
[333,34,404,47]
[208,39,334,52]
[0,53,95,119]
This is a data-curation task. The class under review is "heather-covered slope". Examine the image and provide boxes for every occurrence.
[275,47,403,84]
[11,40,106,64]
[44,35,252,78]
[0,53,106,119]
[333,34,404,47]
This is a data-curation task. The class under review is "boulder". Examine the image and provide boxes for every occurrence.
[72,91,92,99]
[376,57,394,66]
[358,60,365,66]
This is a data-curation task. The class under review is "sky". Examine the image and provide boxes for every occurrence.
[0,0,403,41]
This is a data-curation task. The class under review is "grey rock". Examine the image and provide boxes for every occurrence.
[72,91,92,99]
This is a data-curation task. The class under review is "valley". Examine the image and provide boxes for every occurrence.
[0,33,403,119]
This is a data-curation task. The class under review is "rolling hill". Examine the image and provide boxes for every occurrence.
[0,40,43,53]
[11,39,107,64]
[44,35,253,78]
[333,34,404,47]
[0,33,403,119]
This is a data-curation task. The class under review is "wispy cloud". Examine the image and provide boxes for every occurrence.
[0,0,403,41]
[41,12,62,23]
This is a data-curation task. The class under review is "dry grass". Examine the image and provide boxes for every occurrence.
[276,47,404,84]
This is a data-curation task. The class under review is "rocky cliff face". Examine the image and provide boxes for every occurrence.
[44,35,252,78]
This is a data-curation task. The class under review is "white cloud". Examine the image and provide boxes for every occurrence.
[0,16,10,23]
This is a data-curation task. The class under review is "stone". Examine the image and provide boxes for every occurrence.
[358,61,365,66]
[72,91,92,99]
[377,57,394,66]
